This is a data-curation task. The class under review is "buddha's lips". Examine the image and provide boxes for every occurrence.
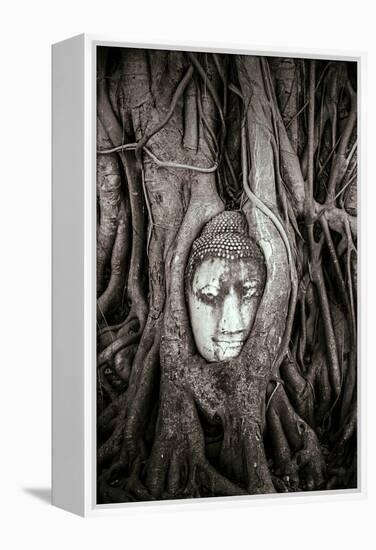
[212,339,244,345]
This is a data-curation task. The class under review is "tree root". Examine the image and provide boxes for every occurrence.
[267,405,299,486]
[99,457,151,503]
[113,343,138,384]
[98,405,127,467]
[97,197,130,320]
[97,392,127,436]
[97,326,140,368]
[145,389,246,499]
[120,322,161,468]
[219,415,276,494]
[96,117,122,296]
[268,385,326,490]
[280,356,315,426]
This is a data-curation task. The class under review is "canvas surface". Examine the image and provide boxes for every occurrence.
[96,46,358,503]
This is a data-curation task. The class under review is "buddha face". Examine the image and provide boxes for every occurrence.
[187,256,264,362]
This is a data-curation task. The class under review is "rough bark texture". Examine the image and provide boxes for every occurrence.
[96,48,357,503]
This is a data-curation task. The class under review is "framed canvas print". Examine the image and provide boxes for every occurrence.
[52,35,364,516]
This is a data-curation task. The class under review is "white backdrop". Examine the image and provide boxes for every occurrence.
[1,1,375,548]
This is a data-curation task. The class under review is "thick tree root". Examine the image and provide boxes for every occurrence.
[268,385,326,490]
[145,389,246,498]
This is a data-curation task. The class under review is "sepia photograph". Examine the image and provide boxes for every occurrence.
[95,46,358,503]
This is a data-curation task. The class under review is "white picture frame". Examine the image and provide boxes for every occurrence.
[52,34,366,517]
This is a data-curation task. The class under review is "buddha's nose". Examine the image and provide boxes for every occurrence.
[219,290,244,335]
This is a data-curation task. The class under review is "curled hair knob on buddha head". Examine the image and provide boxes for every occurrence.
[186,211,266,363]
[186,210,265,286]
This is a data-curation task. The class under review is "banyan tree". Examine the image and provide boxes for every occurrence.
[96,47,357,503]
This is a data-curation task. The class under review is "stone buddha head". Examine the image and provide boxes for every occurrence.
[186,211,266,362]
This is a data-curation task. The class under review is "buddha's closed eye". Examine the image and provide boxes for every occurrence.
[196,280,261,305]
[242,280,262,300]
[197,285,220,304]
